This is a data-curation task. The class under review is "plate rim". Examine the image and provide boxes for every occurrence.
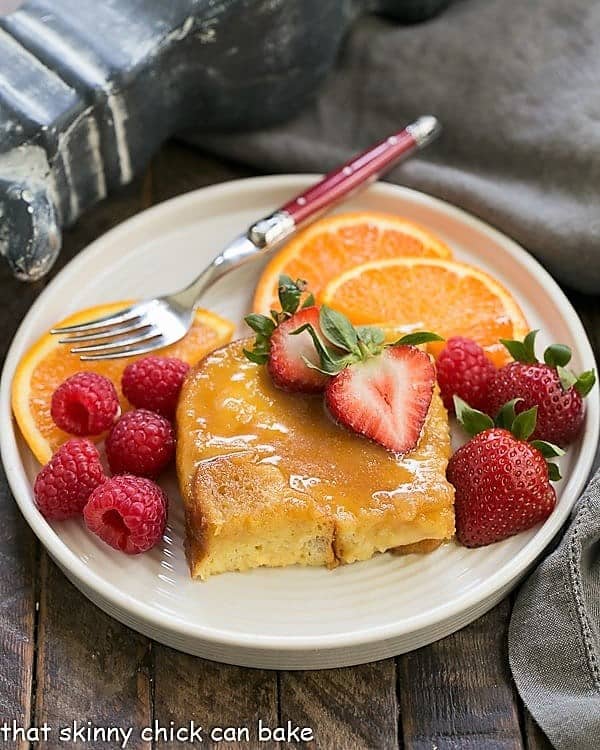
[1,174,598,653]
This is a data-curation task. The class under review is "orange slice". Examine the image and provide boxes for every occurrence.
[253,211,452,313]
[321,258,528,367]
[12,302,234,465]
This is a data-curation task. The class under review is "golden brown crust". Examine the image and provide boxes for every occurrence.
[391,539,444,555]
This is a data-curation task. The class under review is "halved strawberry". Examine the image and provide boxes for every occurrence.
[325,345,436,453]
[267,307,329,392]
[244,275,327,393]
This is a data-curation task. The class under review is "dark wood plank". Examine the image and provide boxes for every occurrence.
[153,650,278,748]
[150,141,254,205]
[522,711,552,750]
[0,466,37,750]
[0,228,43,749]
[564,289,600,471]
[279,660,398,749]
[35,553,152,749]
[398,599,523,750]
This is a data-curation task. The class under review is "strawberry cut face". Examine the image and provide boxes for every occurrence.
[325,345,435,454]
[267,307,329,393]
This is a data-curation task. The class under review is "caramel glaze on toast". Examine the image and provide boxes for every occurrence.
[177,340,455,579]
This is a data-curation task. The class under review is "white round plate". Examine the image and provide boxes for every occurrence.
[2,177,598,669]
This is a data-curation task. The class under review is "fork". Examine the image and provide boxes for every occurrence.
[52,116,441,360]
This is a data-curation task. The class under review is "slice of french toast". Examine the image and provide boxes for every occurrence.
[177,340,455,579]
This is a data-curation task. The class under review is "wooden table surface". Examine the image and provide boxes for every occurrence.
[2,142,598,750]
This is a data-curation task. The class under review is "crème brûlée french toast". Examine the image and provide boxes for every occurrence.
[177,340,455,579]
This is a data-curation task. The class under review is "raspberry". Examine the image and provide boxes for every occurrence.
[51,372,120,436]
[105,409,175,478]
[436,337,496,413]
[33,439,106,520]
[83,475,167,554]
[122,356,190,418]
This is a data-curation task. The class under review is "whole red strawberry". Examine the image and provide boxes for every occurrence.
[244,275,328,392]
[487,331,595,446]
[436,336,496,412]
[448,397,561,547]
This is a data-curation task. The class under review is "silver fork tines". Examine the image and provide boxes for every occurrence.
[50,297,193,360]
[50,307,141,335]
[69,329,161,354]
[57,322,151,345]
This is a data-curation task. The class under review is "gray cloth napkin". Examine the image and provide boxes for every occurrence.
[186,1,600,745]
[188,0,600,294]
[510,469,600,750]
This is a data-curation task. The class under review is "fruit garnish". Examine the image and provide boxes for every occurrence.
[487,330,596,446]
[293,305,442,452]
[267,307,329,392]
[105,409,175,479]
[244,275,327,392]
[33,438,106,521]
[436,336,496,413]
[12,302,233,464]
[448,397,560,547]
[122,356,190,419]
[243,274,315,364]
[84,475,168,554]
[51,372,120,436]
[320,257,528,366]
[253,211,452,314]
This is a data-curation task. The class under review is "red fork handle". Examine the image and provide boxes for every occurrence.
[281,115,440,225]
[246,116,440,250]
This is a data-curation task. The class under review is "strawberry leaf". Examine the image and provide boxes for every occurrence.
[301,292,316,309]
[575,369,596,397]
[243,347,268,365]
[244,313,276,337]
[319,305,359,353]
[291,322,348,375]
[543,344,572,368]
[494,398,523,429]
[356,326,386,349]
[547,462,562,482]
[277,275,305,315]
[530,440,565,459]
[391,331,444,346]
[453,396,494,436]
[511,406,538,441]
[557,365,578,391]
[500,330,539,363]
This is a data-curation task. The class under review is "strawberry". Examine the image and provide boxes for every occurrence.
[487,331,595,446]
[448,397,561,547]
[326,345,436,453]
[244,275,326,392]
[292,305,441,453]
[267,306,329,392]
[245,284,443,452]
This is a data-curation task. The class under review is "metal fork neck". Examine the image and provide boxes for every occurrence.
[170,211,296,310]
